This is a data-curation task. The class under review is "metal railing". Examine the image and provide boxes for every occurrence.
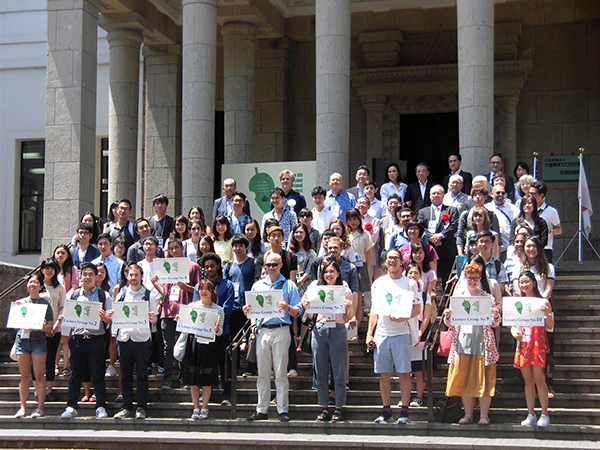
[226,318,252,419]
[0,264,41,303]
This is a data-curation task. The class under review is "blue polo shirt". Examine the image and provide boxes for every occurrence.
[251,274,302,326]
[324,189,356,222]
[224,257,256,309]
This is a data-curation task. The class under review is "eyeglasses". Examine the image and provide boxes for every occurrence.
[465,276,481,282]
[264,263,280,268]
[495,192,506,195]
[386,256,401,261]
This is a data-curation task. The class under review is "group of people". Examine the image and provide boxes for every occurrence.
[11,155,560,426]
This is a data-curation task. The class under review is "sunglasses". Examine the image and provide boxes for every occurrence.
[264,263,280,268]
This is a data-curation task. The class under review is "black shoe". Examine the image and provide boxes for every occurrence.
[279,412,290,422]
[247,412,269,421]
[45,392,57,402]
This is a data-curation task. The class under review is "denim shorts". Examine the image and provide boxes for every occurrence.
[373,333,411,374]
[15,338,47,356]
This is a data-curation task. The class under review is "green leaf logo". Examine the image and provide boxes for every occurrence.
[163,261,171,274]
[515,301,523,315]
[75,303,82,317]
[385,293,393,305]
[20,307,27,318]
[318,289,326,303]
[123,305,130,318]
[256,294,264,308]
[462,300,471,314]
[249,168,275,213]
[190,309,198,323]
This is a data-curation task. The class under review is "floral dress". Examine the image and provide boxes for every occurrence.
[514,326,548,369]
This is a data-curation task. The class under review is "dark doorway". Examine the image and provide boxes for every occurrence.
[400,112,459,185]
[214,111,225,200]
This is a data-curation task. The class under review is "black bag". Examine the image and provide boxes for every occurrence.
[246,327,258,363]
[437,396,464,423]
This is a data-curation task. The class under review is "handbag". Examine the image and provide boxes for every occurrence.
[173,332,188,362]
[245,326,258,363]
[437,329,452,357]
[437,396,464,423]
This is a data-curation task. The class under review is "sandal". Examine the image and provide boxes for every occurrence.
[80,395,90,403]
[458,415,473,424]
[478,416,490,425]
[191,409,201,420]
[199,409,209,420]
[61,368,70,377]
[331,408,344,422]
[548,386,556,399]
[316,408,330,422]
[90,394,96,402]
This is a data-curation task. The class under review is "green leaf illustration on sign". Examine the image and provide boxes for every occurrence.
[462,300,471,314]
[20,307,27,318]
[75,303,82,317]
[163,261,171,274]
[385,293,393,305]
[123,305,130,318]
[249,168,275,214]
[515,301,523,315]
[190,309,198,323]
[318,289,326,303]
[256,294,264,308]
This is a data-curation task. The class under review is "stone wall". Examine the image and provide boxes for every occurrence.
[0,262,35,350]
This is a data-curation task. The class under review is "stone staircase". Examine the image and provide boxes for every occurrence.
[0,262,600,448]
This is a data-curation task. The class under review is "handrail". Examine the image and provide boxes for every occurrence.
[0,264,41,302]
[226,318,252,419]
[424,264,458,423]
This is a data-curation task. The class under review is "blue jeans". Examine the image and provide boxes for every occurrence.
[312,322,348,407]
[67,335,106,409]
[117,338,152,411]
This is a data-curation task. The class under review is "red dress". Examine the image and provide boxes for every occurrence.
[514,326,548,369]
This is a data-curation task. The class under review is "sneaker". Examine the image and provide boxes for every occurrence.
[157,366,165,375]
[247,412,269,421]
[115,393,123,403]
[31,409,44,419]
[61,406,78,419]
[135,407,146,419]
[221,398,231,407]
[537,414,550,427]
[521,414,537,427]
[279,412,290,422]
[105,365,118,377]
[410,397,423,407]
[161,379,172,390]
[96,406,108,419]
[374,413,393,424]
[287,369,298,378]
[114,408,132,419]
[14,408,26,419]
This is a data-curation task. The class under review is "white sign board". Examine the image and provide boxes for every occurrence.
[245,290,285,319]
[176,305,219,343]
[371,290,414,318]
[62,299,102,330]
[154,258,189,284]
[502,297,546,327]
[6,302,48,330]
[450,296,492,326]
[111,302,149,329]
[305,285,346,314]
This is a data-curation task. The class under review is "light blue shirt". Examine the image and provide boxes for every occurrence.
[324,190,356,223]
[251,274,302,326]
[91,254,123,291]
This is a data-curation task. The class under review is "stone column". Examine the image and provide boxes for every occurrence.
[495,95,519,175]
[315,0,351,186]
[362,95,387,174]
[106,28,143,205]
[222,21,258,164]
[143,45,182,216]
[457,0,494,176]
[42,0,99,256]
[182,0,218,215]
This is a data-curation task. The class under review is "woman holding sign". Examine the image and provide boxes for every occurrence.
[14,273,54,418]
[511,271,554,427]
[178,279,224,420]
[301,256,354,422]
[442,262,500,425]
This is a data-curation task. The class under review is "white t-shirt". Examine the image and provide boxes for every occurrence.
[371,275,419,337]
[311,208,336,233]
[539,203,561,250]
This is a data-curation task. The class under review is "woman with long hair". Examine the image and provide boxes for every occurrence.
[212,215,233,263]
[14,273,54,418]
[103,201,120,233]
[380,162,408,202]
[512,271,554,427]
[244,219,263,259]
[443,261,501,425]
[465,207,500,259]
[408,242,437,300]
[328,219,355,263]
[188,205,210,236]
[185,219,204,262]
[515,195,548,248]
[522,236,555,300]
[301,256,354,422]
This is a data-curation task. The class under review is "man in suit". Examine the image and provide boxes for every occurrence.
[443,174,472,215]
[416,185,459,285]
[404,163,432,214]
[442,152,472,195]
[347,165,370,200]
[212,178,251,222]
[482,154,514,201]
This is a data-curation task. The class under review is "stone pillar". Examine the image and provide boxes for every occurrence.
[457,0,494,176]
[42,0,99,257]
[222,21,258,164]
[182,0,218,215]
[315,0,351,186]
[107,28,143,205]
[362,95,387,175]
[495,95,519,176]
[143,45,182,217]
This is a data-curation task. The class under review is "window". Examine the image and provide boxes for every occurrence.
[100,138,108,218]
[19,141,45,253]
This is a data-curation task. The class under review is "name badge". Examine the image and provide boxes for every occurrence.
[233,282,240,298]
[428,222,437,234]
[324,315,336,328]
[355,255,364,267]
[158,238,164,247]
[170,285,180,302]
[21,331,30,339]
[331,205,340,215]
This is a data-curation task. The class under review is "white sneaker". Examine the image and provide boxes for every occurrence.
[61,406,78,419]
[31,409,44,419]
[521,414,537,426]
[105,365,118,377]
[96,406,108,418]
[14,408,26,419]
[287,369,298,378]
[537,414,550,427]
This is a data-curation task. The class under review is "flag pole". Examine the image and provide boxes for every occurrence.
[579,149,584,262]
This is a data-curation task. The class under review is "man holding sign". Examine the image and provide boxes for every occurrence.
[111,264,159,419]
[367,248,421,424]
[61,263,113,419]
[244,252,302,422]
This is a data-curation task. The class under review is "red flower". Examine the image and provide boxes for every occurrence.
[441,213,451,222]
[364,222,373,232]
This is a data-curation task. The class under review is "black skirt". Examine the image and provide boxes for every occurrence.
[180,334,219,387]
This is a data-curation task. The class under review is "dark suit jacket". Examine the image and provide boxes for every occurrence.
[443,171,473,195]
[416,204,459,260]
[212,196,251,222]
[347,185,364,201]
[405,181,432,214]
[483,172,515,202]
